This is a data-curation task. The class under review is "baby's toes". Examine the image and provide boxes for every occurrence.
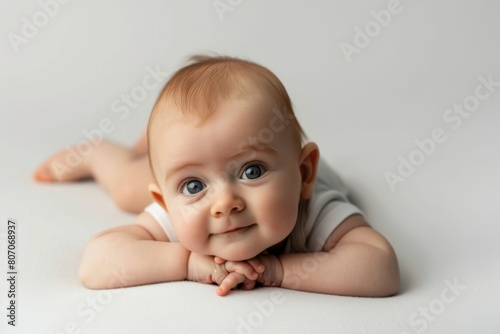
[33,166,55,182]
[33,149,91,182]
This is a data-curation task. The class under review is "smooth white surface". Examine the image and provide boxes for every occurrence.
[1,1,499,333]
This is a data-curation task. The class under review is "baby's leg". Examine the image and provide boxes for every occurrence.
[33,131,153,213]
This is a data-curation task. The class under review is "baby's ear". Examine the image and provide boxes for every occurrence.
[299,142,319,200]
[148,183,168,212]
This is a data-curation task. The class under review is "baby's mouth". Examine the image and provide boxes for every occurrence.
[223,228,240,234]
[214,224,256,235]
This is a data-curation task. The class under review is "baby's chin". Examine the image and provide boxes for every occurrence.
[210,238,288,261]
[214,248,263,262]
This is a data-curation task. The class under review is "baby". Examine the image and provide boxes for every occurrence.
[34,55,400,296]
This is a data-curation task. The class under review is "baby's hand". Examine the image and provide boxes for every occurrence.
[213,257,266,296]
[187,252,262,296]
[253,254,283,287]
[216,253,283,288]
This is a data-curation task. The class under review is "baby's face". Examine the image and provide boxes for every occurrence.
[150,97,304,261]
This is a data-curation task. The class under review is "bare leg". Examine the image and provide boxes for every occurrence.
[88,141,152,213]
[131,129,148,156]
[33,130,153,213]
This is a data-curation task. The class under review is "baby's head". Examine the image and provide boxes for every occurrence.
[147,55,319,260]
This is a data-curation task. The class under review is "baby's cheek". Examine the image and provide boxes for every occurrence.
[172,209,208,250]
[260,189,298,230]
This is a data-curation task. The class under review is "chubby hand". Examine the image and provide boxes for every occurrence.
[187,252,264,296]
[214,253,284,291]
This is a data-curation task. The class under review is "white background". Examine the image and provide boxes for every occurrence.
[1,1,499,333]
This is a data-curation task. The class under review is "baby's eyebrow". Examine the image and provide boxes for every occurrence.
[164,162,203,183]
[226,143,279,165]
[235,143,279,156]
[164,144,278,184]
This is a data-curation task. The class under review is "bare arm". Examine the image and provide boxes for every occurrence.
[79,211,190,289]
[278,215,400,297]
[79,211,262,292]
[131,129,148,156]
[248,215,400,297]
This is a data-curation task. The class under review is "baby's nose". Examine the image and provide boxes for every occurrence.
[210,187,244,217]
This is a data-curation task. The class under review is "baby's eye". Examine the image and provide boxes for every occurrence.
[181,179,206,195]
[241,164,266,180]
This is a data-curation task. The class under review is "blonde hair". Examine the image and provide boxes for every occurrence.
[147,55,306,153]
[147,55,310,253]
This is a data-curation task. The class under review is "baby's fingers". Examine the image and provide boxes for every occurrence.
[214,257,264,274]
[216,272,244,296]
[240,279,256,291]
[246,258,265,274]
[224,261,258,281]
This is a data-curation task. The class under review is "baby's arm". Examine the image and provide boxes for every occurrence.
[79,211,190,289]
[277,214,400,297]
[219,215,400,297]
[79,211,262,291]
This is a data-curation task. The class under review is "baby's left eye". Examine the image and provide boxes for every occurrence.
[241,164,266,180]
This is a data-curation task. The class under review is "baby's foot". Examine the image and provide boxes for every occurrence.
[33,146,92,182]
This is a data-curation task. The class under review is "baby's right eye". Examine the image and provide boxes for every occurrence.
[181,179,206,195]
